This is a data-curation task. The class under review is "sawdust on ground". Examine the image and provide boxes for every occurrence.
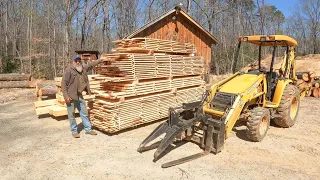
[0,94,319,180]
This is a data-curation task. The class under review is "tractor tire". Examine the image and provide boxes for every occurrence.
[274,84,300,127]
[246,107,270,142]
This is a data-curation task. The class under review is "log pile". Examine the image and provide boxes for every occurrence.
[296,72,316,97]
[312,81,320,98]
[0,73,32,88]
[90,38,205,133]
[311,77,320,98]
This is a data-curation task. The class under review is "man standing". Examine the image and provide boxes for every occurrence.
[62,55,102,138]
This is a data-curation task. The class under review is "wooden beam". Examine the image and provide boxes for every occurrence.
[33,99,57,108]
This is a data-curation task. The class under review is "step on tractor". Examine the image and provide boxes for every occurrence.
[138,35,305,168]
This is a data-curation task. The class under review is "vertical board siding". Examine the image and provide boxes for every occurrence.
[131,13,214,64]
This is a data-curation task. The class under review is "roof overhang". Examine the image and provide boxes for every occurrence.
[238,35,298,47]
[125,6,217,44]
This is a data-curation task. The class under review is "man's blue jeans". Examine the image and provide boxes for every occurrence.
[67,95,92,134]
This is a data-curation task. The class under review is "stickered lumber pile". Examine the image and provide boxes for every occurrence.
[95,76,204,99]
[91,87,205,133]
[113,38,197,54]
[90,38,205,133]
[94,53,204,82]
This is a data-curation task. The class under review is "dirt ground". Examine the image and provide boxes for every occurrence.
[0,92,319,180]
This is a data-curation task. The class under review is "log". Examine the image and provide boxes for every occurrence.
[307,88,313,97]
[302,73,309,82]
[0,74,31,81]
[309,77,315,84]
[0,81,30,88]
[312,88,319,98]
[309,71,316,79]
[298,82,307,91]
[296,79,305,86]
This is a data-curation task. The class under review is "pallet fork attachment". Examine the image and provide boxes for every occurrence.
[137,91,225,168]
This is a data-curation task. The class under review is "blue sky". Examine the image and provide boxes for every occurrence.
[265,0,298,17]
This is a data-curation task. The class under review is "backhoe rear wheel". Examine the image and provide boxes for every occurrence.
[274,84,300,127]
[246,107,270,142]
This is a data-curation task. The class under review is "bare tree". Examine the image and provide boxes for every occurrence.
[300,0,320,54]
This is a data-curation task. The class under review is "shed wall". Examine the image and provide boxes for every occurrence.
[132,13,213,65]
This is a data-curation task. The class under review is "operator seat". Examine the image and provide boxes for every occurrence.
[266,71,279,100]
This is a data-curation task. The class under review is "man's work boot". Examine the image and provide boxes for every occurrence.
[86,130,98,135]
[72,133,80,138]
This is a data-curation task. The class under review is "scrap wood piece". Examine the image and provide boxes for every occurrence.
[33,99,57,108]
[35,106,52,115]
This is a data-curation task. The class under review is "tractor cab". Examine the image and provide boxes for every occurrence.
[234,35,298,101]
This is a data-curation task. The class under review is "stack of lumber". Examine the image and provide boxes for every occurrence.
[33,74,99,117]
[94,54,204,82]
[33,94,94,117]
[91,87,204,132]
[113,38,197,54]
[0,74,32,88]
[90,38,205,133]
[296,71,316,96]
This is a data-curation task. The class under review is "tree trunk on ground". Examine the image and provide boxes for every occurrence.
[0,74,31,81]
[0,81,30,88]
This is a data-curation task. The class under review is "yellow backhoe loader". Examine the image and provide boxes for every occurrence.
[138,35,305,168]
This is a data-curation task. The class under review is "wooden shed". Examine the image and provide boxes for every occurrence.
[125,6,217,70]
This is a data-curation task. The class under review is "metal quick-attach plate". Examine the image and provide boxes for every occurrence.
[210,92,237,111]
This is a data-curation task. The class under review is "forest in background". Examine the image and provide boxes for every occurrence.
[0,0,319,79]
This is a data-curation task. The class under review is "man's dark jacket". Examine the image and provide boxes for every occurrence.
[62,59,101,101]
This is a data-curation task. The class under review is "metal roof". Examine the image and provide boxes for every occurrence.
[238,35,298,47]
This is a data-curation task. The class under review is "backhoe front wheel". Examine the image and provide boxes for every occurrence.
[246,107,270,142]
[274,85,300,127]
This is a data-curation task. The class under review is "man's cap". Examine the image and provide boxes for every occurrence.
[73,55,81,61]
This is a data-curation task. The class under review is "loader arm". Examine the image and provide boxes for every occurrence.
[205,73,265,137]
[280,47,297,80]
